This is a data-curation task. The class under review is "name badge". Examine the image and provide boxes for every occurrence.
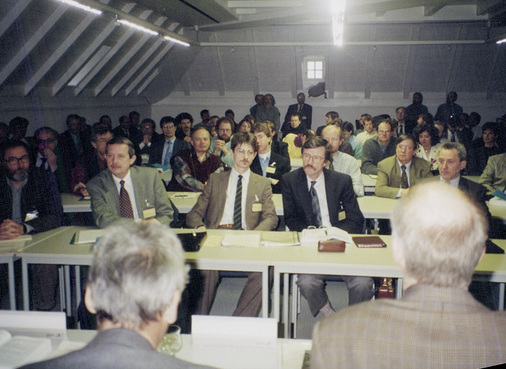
[143,208,156,219]
[266,166,276,174]
[252,203,262,212]
[25,210,39,222]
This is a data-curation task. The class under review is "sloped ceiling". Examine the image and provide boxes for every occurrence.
[0,0,505,106]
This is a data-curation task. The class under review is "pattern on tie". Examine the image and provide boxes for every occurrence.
[163,141,172,166]
[328,158,334,171]
[400,165,409,189]
[233,175,243,229]
[310,180,322,227]
[119,180,134,218]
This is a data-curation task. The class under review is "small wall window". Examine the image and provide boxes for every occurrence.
[302,56,325,90]
[307,60,323,79]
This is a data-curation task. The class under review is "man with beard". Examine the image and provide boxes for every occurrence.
[255,93,281,133]
[210,117,235,169]
[0,140,63,310]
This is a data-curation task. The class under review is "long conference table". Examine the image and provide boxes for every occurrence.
[14,226,506,338]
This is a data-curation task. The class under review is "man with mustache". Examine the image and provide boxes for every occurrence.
[281,137,371,318]
[0,140,63,310]
[187,132,278,317]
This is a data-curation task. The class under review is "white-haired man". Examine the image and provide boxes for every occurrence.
[311,182,506,368]
[22,222,212,369]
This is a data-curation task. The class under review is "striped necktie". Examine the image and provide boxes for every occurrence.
[119,180,134,218]
[310,181,322,227]
[233,175,243,229]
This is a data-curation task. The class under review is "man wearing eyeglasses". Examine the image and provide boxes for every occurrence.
[361,119,397,175]
[0,140,63,310]
[281,137,371,318]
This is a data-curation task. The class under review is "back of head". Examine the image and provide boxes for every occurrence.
[391,182,487,289]
[88,222,188,327]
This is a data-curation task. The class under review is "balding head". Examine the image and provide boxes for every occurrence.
[391,182,487,289]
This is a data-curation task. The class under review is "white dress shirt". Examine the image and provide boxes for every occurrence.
[220,168,251,229]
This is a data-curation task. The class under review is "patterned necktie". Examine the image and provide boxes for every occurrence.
[233,175,243,229]
[328,158,334,171]
[119,180,134,218]
[310,181,322,227]
[162,141,172,166]
[400,165,409,189]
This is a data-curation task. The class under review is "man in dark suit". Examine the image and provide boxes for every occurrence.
[0,140,63,310]
[284,92,312,130]
[148,116,187,167]
[59,114,92,172]
[186,132,278,317]
[250,122,291,193]
[112,115,142,145]
[21,222,211,369]
[281,137,372,317]
[395,107,415,135]
[311,181,506,369]
[87,137,174,228]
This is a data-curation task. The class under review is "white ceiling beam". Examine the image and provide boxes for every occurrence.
[199,40,484,46]
[94,10,159,96]
[52,2,132,96]
[213,33,226,96]
[112,22,177,97]
[402,26,420,99]
[0,0,32,38]
[137,68,159,95]
[227,1,302,8]
[75,6,152,95]
[24,12,97,95]
[424,4,445,16]
[0,4,67,86]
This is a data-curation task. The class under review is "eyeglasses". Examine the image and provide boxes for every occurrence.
[5,155,30,165]
[378,129,391,134]
[162,124,175,129]
[397,145,414,151]
[302,153,325,163]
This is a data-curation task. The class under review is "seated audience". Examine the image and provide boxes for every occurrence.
[148,116,187,168]
[1,140,63,311]
[356,114,376,145]
[311,181,506,369]
[112,115,141,146]
[414,123,442,174]
[59,114,92,172]
[207,115,219,137]
[255,94,280,133]
[405,91,428,125]
[167,127,222,192]
[210,117,234,169]
[237,118,252,133]
[175,112,193,144]
[225,109,238,131]
[342,121,362,160]
[21,222,211,369]
[395,107,414,135]
[280,112,305,138]
[250,122,291,193]
[315,111,339,136]
[361,119,396,175]
[283,92,312,130]
[321,124,364,197]
[266,120,289,159]
[479,152,506,195]
[193,109,211,131]
[467,122,504,175]
[8,116,33,146]
[282,137,371,318]
[417,112,434,126]
[186,133,278,317]
[138,118,162,165]
[250,94,263,117]
[87,137,174,228]
[434,120,448,143]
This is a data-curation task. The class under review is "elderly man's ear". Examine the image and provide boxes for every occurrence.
[84,285,97,314]
[162,290,182,325]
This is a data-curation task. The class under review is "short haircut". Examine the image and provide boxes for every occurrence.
[302,136,332,162]
[326,111,340,120]
[99,115,111,123]
[217,117,233,130]
[91,124,112,142]
[414,123,440,146]
[175,112,193,125]
[377,118,393,130]
[361,113,372,121]
[481,122,500,136]
[418,113,434,125]
[129,111,140,120]
[439,142,467,161]
[392,182,487,289]
[8,116,29,128]
[66,114,80,125]
[200,109,209,117]
[106,136,135,157]
[191,126,211,138]
[2,140,30,160]
[119,115,129,124]
[231,132,257,152]
[342,121,354,133]
[321,124,343,140]
[253,122,272,138]
[395,134,415,148]
[469,111,481,123]
[140,118,155,129]
[290,112,302,120]
[159,116,176,129]
[265,120,276,133]
[34,126,58,141]
[88,222,188,327]
[225,109,235,116]
[413,92,423,101]
[395,106,406,113]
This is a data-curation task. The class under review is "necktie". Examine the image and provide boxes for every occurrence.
[298,104,303,112]
[310,181,322,227]
[233,175,243,229]
[119,180,134,218]
[261,157,269,176]
[328,158,334,171]
[40,157,48,171]
[400,165,409,189]
[163,141,172,166]
[451,132,456,142]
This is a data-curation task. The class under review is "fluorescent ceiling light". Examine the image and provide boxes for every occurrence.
[331,0,346,46]
[117,19,159,36]
[163,36,190,47]
[56,0,102,15]
[497,38,506,44]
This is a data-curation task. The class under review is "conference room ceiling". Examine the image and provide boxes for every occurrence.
[0,0,505,105]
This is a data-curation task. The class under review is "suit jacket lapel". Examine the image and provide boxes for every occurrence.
[296,169,313,223]
[130,167,145,214]
[216,171,230,223]
[323,170,337,225]
[104,170,121,213]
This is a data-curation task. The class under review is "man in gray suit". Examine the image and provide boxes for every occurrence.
[187,132,278,316]
[311,182,506,369]
[21,222,211,369]
[87,136,174,228]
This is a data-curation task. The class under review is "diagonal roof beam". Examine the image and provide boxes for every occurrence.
[137,68,159,95]
[52,2,133,96]
[75,6,153,95]
[93,11,164,96]
[0,4,67,86]
[24,12,97,95]
[112,22,178,96]
[0,0,32,38]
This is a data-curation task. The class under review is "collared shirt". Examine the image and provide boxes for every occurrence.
[36,153,49,170]
[329,152,364,197]
[161,137,176,167]
[396,159,412,198]
[258,151,270,177]
[220,169,251,229]
[306,172,331,228]
[440,175,460,188]
[111,170,140,220]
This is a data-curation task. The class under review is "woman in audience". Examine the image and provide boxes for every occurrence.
[237,118,252,133]
[434,121,448,143]
[414,123,442,174]
[417,112,434,126]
